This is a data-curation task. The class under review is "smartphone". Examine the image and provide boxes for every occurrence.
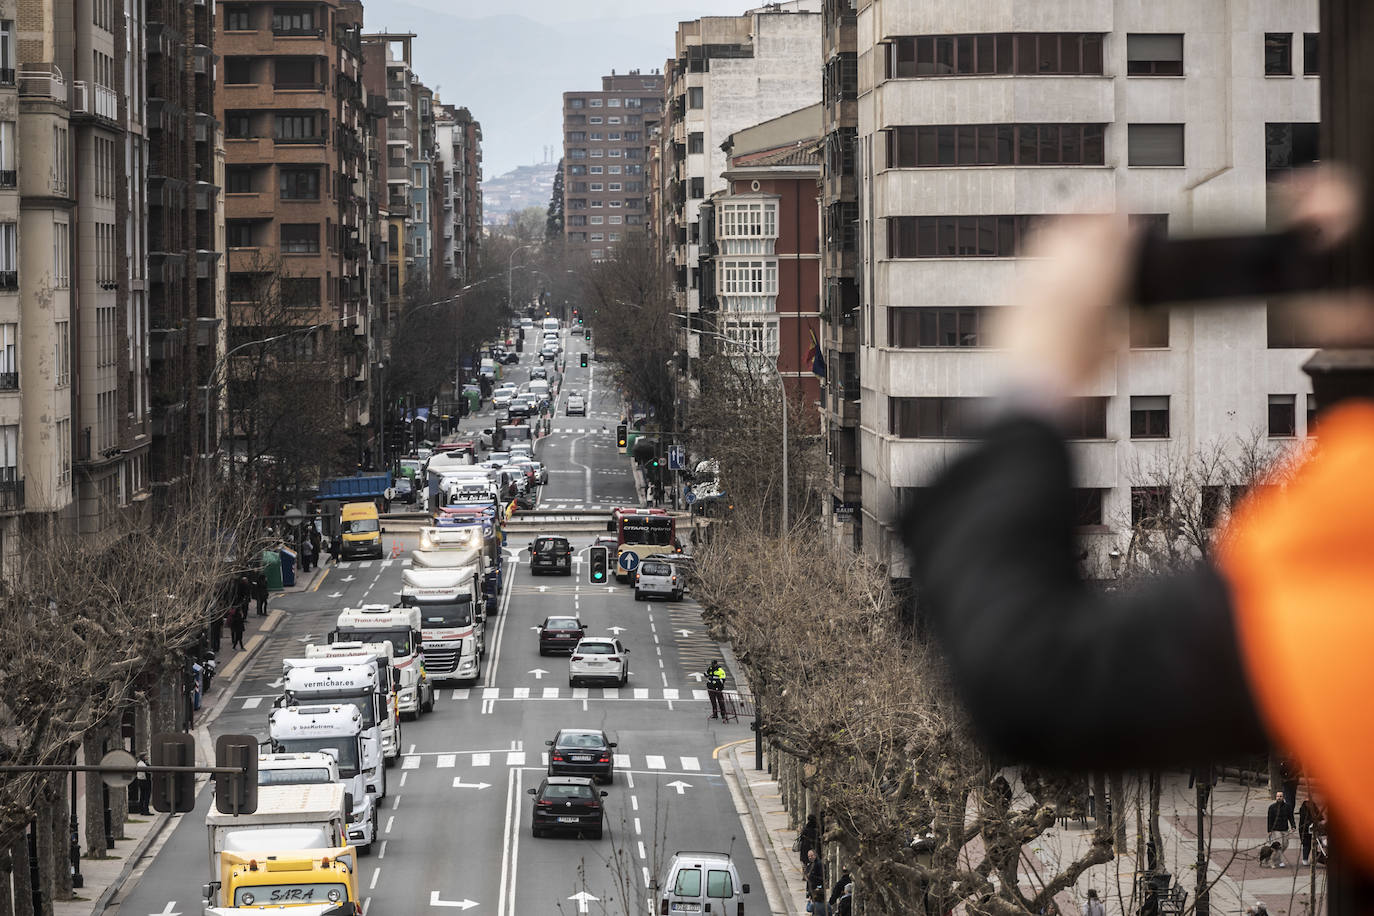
[1130,229,1333,307]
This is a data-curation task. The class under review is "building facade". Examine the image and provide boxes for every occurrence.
[852,1,1321,577]
[702,104,823,411]
[661,3,822,377]
[434,103,482,284]
[561,70,664,261]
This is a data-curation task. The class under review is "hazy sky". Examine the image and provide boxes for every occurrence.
[361,0,759,178]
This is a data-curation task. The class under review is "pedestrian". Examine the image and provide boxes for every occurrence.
[1267,790,1294,867]
[324,534,338,566]
[798,815,819,866]
[806,888,829,916]
[1279,759,1300,818]
[834,883,852,916]
[899,169,1374,887]
[1245,904,1270,916]
[127,754,150,815]
[1299,797,1323,865]
[300,534,315,572]
[253,571,269,616]
[310,525,322,566]
[209,604,224,651]
[705,659,727,719]
[1083,888,1105,916]
[828,873,851,909]
[804,848,824,894]
[227,604,246,651]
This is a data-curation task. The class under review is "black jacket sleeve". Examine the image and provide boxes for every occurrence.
[902,416,1269,769]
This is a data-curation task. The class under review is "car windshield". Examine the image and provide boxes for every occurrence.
[578,642,615,655]
[559,732,606,749]
[534,538,567,552]
[257,767,333,786]
[342,518,379,534]
[546,618,580,629]
[543,784,595,800]
[274,739,360,777]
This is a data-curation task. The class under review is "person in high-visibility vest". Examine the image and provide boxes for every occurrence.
[904,167,1374,880]
[705,660,727,719]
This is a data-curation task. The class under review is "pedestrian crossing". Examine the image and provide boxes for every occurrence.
[336,558,412,569]
[234,685,723,710]
[399,750,711,773]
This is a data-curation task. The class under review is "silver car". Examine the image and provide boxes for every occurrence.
[567,394,586,416]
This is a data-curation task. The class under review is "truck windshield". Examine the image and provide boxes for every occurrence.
[257,767,333,786]
[336,627,413,656]
[409,598,473,628]
[342,518,379,534]
[287,692,377,729]
[274,739,360,777]
[234,883,349,907]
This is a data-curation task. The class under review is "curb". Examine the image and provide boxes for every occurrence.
[721,743,794,916]
[88,811,170,916]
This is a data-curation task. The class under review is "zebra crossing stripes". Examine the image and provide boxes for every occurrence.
[238,686,711,710]
[392,752,708,773]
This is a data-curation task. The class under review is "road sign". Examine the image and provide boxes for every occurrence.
[668,445,686,471]
[617,552,640,573]
[98,749,137,788]
[283,507,304,527]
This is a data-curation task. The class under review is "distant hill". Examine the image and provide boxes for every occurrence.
[483,161,559,227]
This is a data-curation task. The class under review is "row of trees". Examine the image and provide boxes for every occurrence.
[0,484,262,916]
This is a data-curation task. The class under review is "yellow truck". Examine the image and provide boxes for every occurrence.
[213,848,360,915]
[339,502,383,560]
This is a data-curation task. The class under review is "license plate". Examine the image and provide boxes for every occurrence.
[671,905,701,913]
[572,755,592,762]
[557,816,580,823]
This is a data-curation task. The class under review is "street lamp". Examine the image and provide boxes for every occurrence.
[507,244,537,313]
[693,327,789,539]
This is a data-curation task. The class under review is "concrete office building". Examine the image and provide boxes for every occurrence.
[661,2,822,372]
[562,70,664,261]
[851,1,1321,578]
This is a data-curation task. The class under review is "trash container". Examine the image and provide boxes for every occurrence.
[279,546,298,588]
[262,549,283,590]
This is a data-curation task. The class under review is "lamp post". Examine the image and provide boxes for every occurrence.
[507,244,537,314]
[694,328,788,539]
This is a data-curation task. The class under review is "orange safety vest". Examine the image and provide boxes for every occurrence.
[1218,401,1374,873]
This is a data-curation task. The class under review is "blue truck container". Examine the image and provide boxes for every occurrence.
[317,471,393,502]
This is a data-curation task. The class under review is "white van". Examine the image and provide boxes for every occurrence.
[656,852,750,915]
[542,317,560,333]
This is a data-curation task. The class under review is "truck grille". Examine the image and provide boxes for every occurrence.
[425,647,460,673]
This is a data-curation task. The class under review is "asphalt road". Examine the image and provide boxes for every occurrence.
[110,328,765,916]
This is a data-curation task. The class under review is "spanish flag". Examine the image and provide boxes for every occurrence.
[806,327,827,379]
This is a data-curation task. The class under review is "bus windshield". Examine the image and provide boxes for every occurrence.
[619,517,674,546]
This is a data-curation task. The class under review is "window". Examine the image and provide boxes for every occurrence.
[281,277,319,309]
[225,167,254,193]
[281,223,320,253]
[1129,307,1169,347]
[1070,489,1105,528]
[1128,124,1185,166]
[890,397,988,439]
[1265,123,1320,176]
[224,57,253,84]
[589,166,602,175]
[590,249,604,259]
[888,215,1033,258]
[280,167,319,199]
[271,6,316,34]
[54,321,69,386]
[275,57,316,89]
[0,20,13,77]
[885,32,1104,78]
[225,5,250,30]
[608,149,621,158]
[589,98,603,108]
[706,870,734,899]
[718,260,778,298]
[1127,34,1184,75]
[1268,394,1297,437]
[718,202,778,239]
[590,149,603,158]
[226,221,254,247]
[688,87,703,109]
[569,97,584,109]
[590,200,602,208]
[0,425,17,480]
[673,870,702,897]
[689,178,704,199]
[1129,395,1170,438]
[1131,486,1171,528]
[589,133,603,141]
[0,323,14,383]
[589,182,603,191]
[588,116,602,124]
[608,199,622,208]
[225,111,252,138]
[53,221,69,288]
[567,131,585,142]
[1307,394,1319,434]
[1265,33,1292,75]
[1064,397,1108,439]
[274,113,319,142]
[609,233,620,241]
[607,98,621,108]
[56,418,70,485]
[887,123,1105,167]
[609,216,622,225]
[1304,33,1319,76]
[720,318,779,356]
[1201,486,1228,529]
[888,307,995,348]
[608,166,622,175]
[0,222,13,278]
[589,215,603,225]
[608,183,622,191]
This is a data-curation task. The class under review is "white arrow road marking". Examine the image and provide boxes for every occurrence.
[528,668,548,680]
[241,697,262,710]
[151,903,181,916]
[676,629,692,637]
[451,778,491,790]
[687,672,704,682]
[567,892,600,913]
[606,626,625,635]
[328,592,344,599]
[341,575,356,582]
[429,892,479,909]
[268,676,285,688]
[666,780,692,795]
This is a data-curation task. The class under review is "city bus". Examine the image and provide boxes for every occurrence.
[609,507,677,582]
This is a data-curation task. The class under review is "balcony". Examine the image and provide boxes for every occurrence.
[0,69,13,87]
[0,476,23,512]
[274,134,325,146]
[71,80,118,121]
[272,26,324,37]
[0,372,16,390]
[387,127,408,143]
[387,87,407,104]
[0,271,16,290]
[18,64,67,104]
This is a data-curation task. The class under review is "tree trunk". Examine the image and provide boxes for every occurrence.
[1148,771,1163,873]
[1195,782,1212,916]
[82,732,107,859]
[1092,772,1107,826]
[47,780,69,901]
[12,830,32,916]
[34,804,55,916]
[1110,773,1127,848]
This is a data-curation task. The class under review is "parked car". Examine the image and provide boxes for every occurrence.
[568,637,629,687]
[538,616,585,655]
[528,776,606,839]
[546,728,616,783]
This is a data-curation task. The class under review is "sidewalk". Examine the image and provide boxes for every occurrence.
[721,742,807,916]
[54,561,328,916]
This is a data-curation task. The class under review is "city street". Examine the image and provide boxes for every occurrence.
[109,330,766,916]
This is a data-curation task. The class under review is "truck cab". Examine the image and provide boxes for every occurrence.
[256,750,374,855]
[338,502,383,560]
[401,565,485,684]
[212,848,359,915]
[327,606,434,720]
[280,662,395,796]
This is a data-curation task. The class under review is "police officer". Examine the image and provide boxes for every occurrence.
[705,659,727,719]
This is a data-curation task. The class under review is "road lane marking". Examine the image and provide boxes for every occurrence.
[385,816,393,834]
[407,743,416,754]
[540,753,549,766]
[377,841,386,859]
[542,687,559,699]
[452,689,470,700]
[634,688,649,700]
[513,687,529,699]
[472,753,490,767]
[483,687,498,698]
[680,757,700,771]
[402,756,419,770]
[241,697,262,710]
[370,868,380,890]
[506,751,526,766]
[436,754,456,768]
[630,796,638,811]
[634,817,642,835]
[645,756,666,770]
[637,841,646,860]
[400,772,408,787]
[392,795,401,810]
[614,754,630,768]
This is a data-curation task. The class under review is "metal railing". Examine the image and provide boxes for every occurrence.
[0,271,16,290]
[71,81,118,120]
[0,372,17,390]
[18,65,66,103]
[0,476,23,511]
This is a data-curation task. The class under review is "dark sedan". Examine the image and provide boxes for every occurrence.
[546,728,616,783]
[528,776,606,839]
[538,616,585,655]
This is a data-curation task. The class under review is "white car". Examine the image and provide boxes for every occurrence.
[568,637,629,687]
[492,386,518,409]
[541,346,558,361]
[634,558,683,602]
[479,428,495,450]
[566,394,586,416]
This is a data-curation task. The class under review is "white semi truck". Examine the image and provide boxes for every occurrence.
[328,606,434,719]
[263,716,375,853]
[279,661,396,796]
[400,565,485,684]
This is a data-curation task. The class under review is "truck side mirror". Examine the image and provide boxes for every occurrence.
[202,883,214,902]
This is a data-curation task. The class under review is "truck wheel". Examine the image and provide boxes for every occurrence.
[401,710,417,722]
[422,690,435,714]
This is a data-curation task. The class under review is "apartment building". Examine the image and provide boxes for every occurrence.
[411,80,435,284]
[217,0,373,452]
[362,33,420,303]
[434,103,482,284]
[561,70,664,260]
[147,0,224,500]
[852,1,1321,578]
[701,104,823,411]
[817,0,860,546]
[661,3,822,373]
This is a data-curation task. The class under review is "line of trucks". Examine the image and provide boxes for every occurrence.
[201,513,504,915]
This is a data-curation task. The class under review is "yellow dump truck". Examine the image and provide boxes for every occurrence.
[212,847,360,914]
